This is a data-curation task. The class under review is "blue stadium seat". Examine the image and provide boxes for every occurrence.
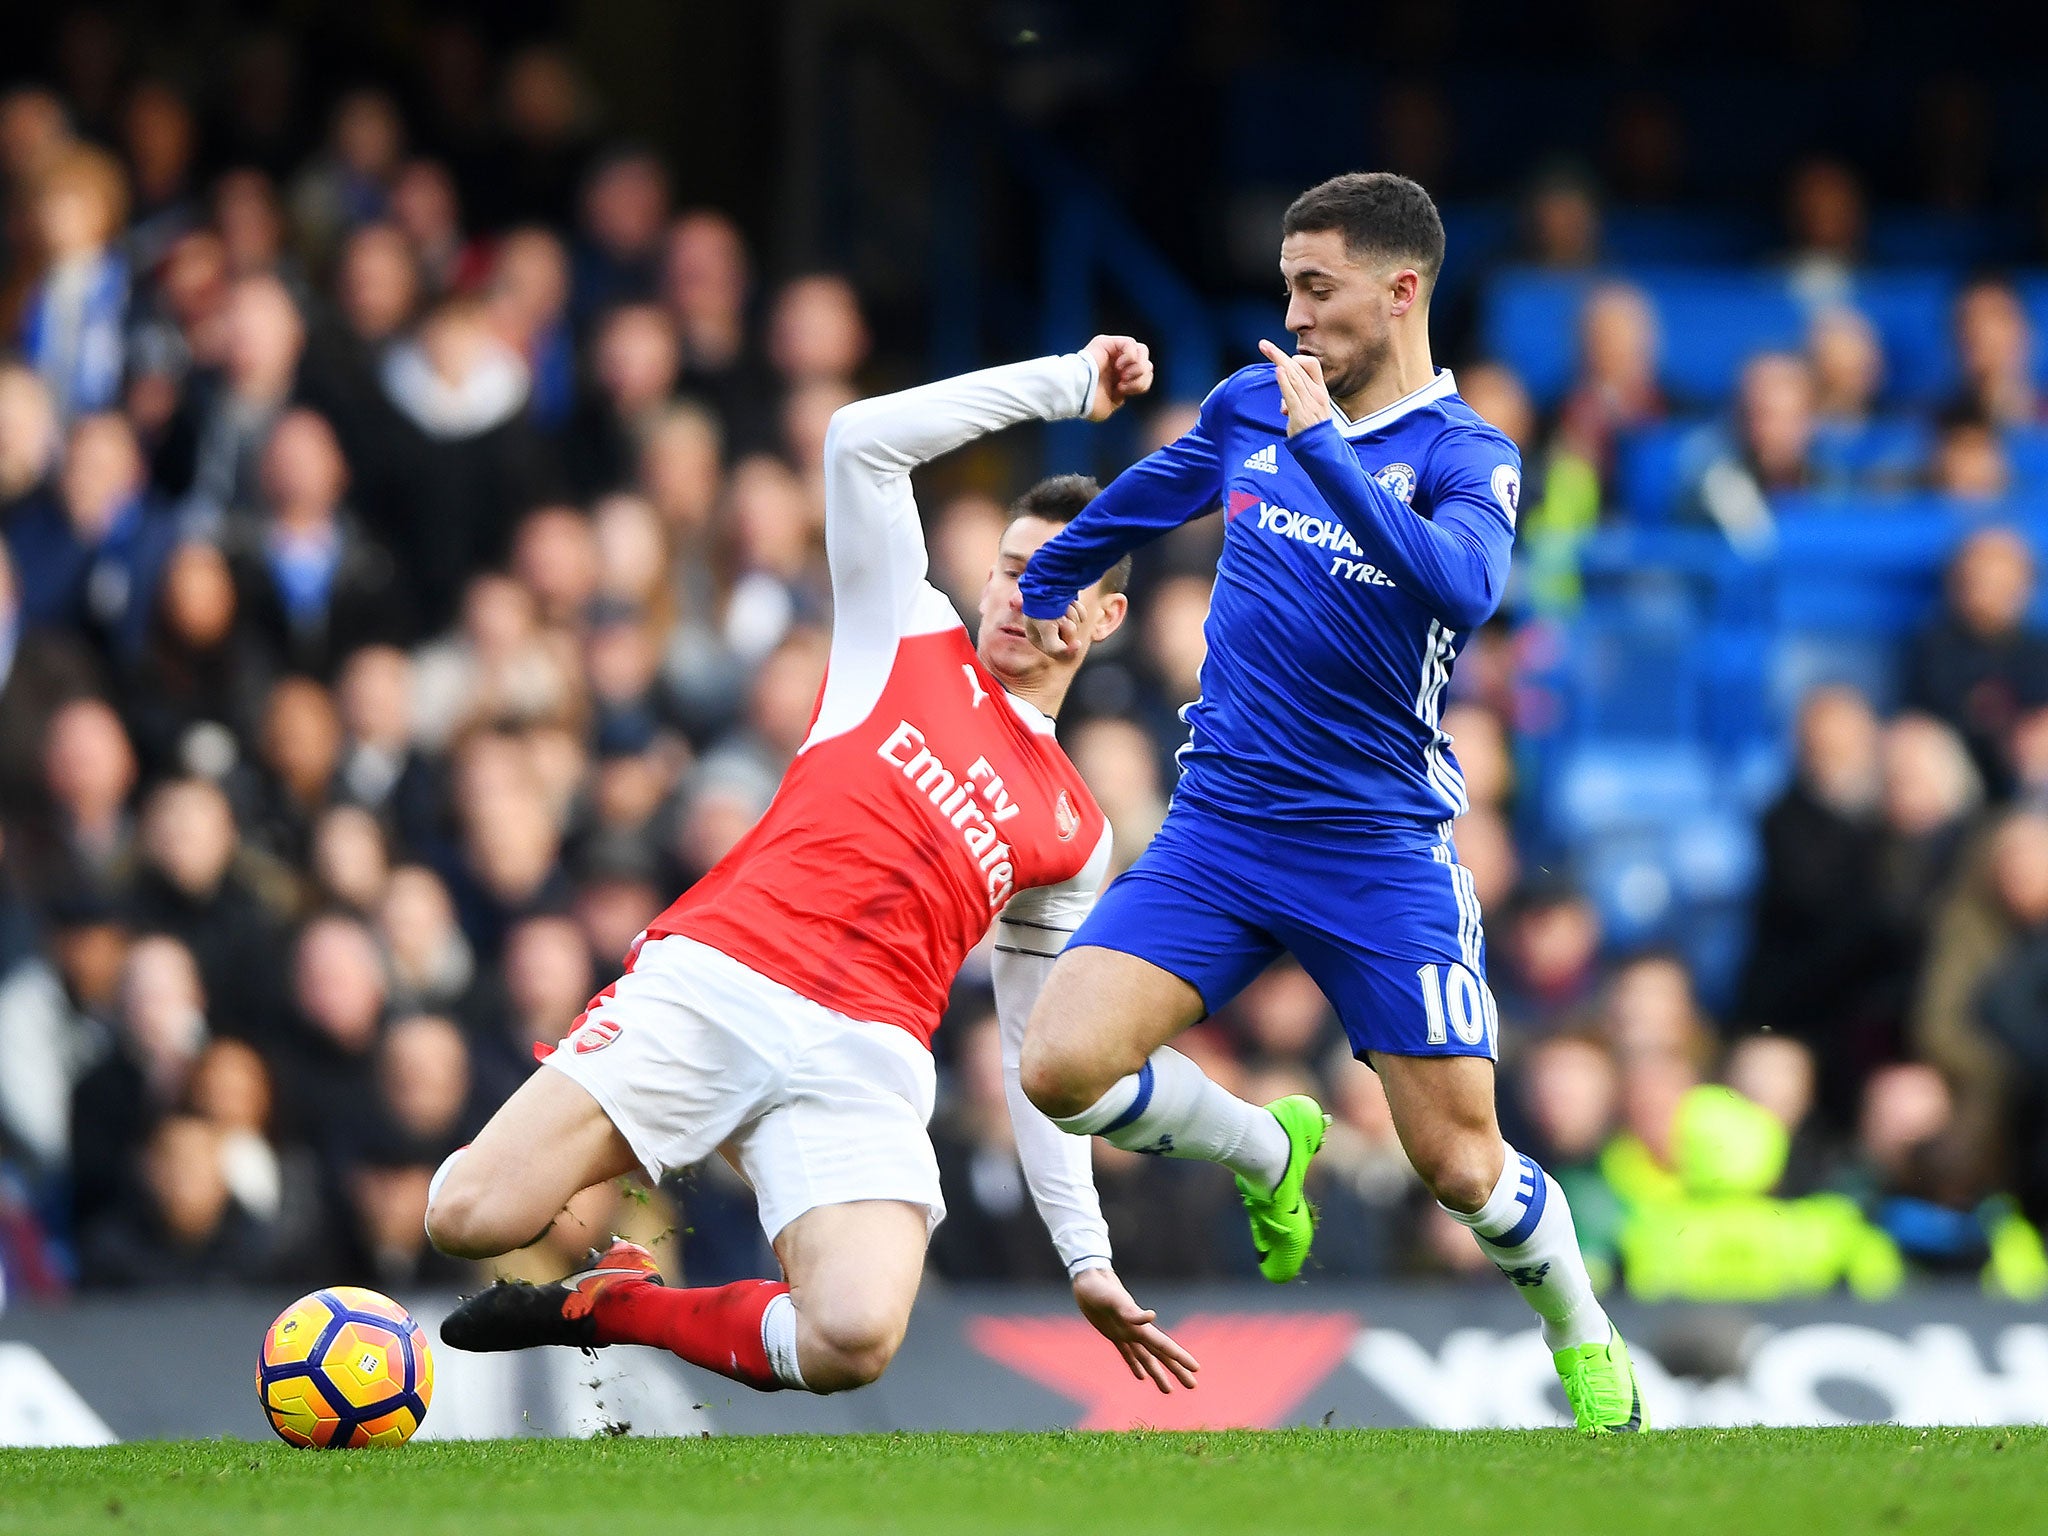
[1479,269,1594,405]
[2017,279,2048,387]
[1850,274,1957,404]
[1666,810,1761,905]
[1769,506,1965,630]
[1561,609,1709,741]
[1483,267,1966,415]
[1580,831,1677,948]
[1603,208,1771,267]
[1678,903,1755,1012]
[1810,416,1934,487]
[1866,211,2004,269]
[1553,743,1718,842]
[1770,632,1904,720]
[1435,202,1516,304]
[2005,427,2048,494]
[1637,272,1806,406]
[1613,419,1715,521]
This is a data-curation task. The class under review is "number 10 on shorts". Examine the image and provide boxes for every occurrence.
[1416,962,1497,1054]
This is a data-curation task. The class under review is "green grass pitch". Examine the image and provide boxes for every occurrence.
[4,1428,2043,1536]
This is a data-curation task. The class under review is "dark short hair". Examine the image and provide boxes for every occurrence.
[1010,474,1132,595]
[1282,171,1445,288]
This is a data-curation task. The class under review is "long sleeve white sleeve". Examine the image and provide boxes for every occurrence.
[807,353,1097,748]
[989,826,1114,1278]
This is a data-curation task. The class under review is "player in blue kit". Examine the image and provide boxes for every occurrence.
[1016,172,1644,1433]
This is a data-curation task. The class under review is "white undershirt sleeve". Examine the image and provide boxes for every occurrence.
[989,824,1115,1278]
[807,352,1099,749]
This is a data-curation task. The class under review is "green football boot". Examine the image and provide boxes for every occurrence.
[1237,1095,1329,1283]
[1554,1326,1647,1434]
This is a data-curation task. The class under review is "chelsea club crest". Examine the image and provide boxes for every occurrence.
[1374,462,1418,504]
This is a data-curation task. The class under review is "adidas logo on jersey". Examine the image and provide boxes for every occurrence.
[1243,444,1279,474]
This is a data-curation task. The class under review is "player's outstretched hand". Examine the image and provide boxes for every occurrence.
[1258,339,1332,437]
[1022,599,1085,660]
[1082,334,1154,422]
[1072,1266,1200,1393]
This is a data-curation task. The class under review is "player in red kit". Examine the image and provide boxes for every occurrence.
[424,336,1200,1398]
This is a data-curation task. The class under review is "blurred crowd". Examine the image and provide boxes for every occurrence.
[1460,158,2048,554]
[5,35,2048,1312]
[1397,157,2048,1302]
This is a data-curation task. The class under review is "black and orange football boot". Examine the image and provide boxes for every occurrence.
[440,1238,662,1352]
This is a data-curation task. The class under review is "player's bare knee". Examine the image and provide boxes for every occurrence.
[803,1311,903,1391]
[425,1169,518,1259]
[423,1185,485,1258]
[1416,1137,1506,1214]
[1022,1034,1124,1122]
[1020,1036,1083,1119]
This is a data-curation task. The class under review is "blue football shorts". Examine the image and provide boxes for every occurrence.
[1071,799,1499,1061]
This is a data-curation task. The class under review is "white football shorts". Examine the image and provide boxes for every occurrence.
[541,933,944,1243]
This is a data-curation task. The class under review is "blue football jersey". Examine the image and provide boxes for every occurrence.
[1022,364,1520,847]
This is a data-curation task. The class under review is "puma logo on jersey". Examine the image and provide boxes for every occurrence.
[962,665,988,708]
[1243,443,1279,473]
[876,721,1023,907]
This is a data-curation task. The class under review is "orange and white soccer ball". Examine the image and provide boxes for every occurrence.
[257,1286,434,1448]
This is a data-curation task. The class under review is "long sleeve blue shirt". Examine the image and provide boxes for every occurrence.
[1022,364,1520,844]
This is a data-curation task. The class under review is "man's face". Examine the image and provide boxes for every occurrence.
[1955,533,2034,638]
[976,515,1124,689]
[1281,228,1409,400]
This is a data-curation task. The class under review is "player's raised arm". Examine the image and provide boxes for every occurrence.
[1260,339,1516,631]
[1019,383,1230,659]
[990,833,1200,1394]
[819,338,1149,640]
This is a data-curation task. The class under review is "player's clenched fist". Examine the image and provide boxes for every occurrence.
[1022,597,1086,661]
[1258,338,1332,437]
[1082,334,1154,421]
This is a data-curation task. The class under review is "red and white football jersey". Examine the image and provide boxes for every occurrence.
[651,356,1112,1049]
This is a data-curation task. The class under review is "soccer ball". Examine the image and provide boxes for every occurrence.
[257,1286,434,1448]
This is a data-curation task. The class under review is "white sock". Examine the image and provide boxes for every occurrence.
[424,1146,467,1246]
[760,1293,808,1390]
[1053,1047,1292,1192]
[1444,1144,1611,1351]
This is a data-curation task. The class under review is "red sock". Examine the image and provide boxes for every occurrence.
[591,1278,791,1391]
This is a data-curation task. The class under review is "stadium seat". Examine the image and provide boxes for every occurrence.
[1678,902,1756,1012]
[2004,427,2048,494]
[1483,266,1967,414]
[1667,809,1762,905]
[1479,268,1594,404]
[1810,417,1935,488]
[1849,274,1957,404]
[1770,632,1904,721]
[1614,419,1715,521]
[1560,609,1709,741]
[1581,830,1678,947]
[1637,272,1806,406]
[1553,743,1718,842]
[1865,209,2007,269]
[2018,278,2048,386]
[1603,207,1771,267]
